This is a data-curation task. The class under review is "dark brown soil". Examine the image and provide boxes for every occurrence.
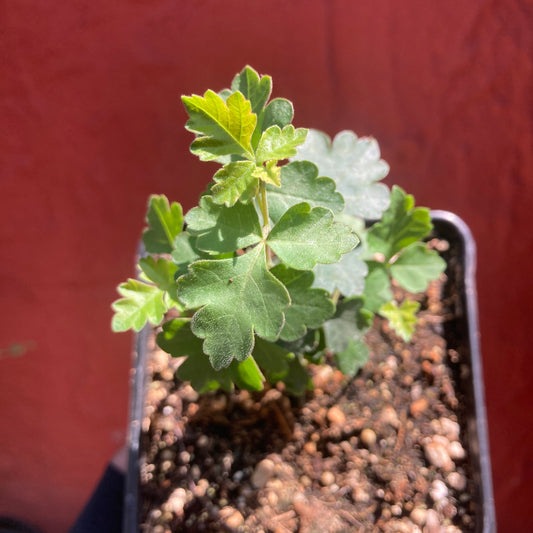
[138,240,476,533]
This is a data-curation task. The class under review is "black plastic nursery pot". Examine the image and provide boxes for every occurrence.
[122,211,496,533]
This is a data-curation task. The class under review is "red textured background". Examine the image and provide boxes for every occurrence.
[1,2,532,531]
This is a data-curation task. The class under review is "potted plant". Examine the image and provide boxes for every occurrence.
[113,66,495,532]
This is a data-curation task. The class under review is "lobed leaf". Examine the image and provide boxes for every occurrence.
[271,265,335,341]
[362,261,393,312]
[185,196,262,254]
[334,340,369,377]
[267,203,359,270]
[323,297,373,354]
[231,66,272,115]
[111,279,167,332]
[379,299,420,342]
[266,161,344,223]
[390,243,446,293]
[367,185,433,260]
[182,90,256,161]
[139,256,179,303]
[142,195,183,254]
[256,125,308,163]
[176,244,290,369]
[211,161,259,206]
[292,130,390,219]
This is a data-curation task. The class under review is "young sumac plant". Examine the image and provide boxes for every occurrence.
[112,66,445,395]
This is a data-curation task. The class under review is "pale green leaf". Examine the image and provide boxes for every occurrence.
[267,203,359,270]
[292,129,390,219]
[266,161,344,223]
[379,299,420,342]
[185,196,262,254]
[271,265,335,341]
[182,90,256,161]
[142,195,183,254]
[253,159,281,187]
[363,261,392,312]
[367,186,433,260]
[176,244,290,369]
[111,279,167,332]
[323,297,372,354]
[139,256,179,302]
[256,125,308,163]
[252,97,294,148]
[171,232,211,277]
[335,340,369,377]
[231,66,272,115]
[313,249,368,297]
[390,243,446,293]
[211,161,259,206]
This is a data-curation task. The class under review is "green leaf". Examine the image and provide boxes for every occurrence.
[111,279,167,332]
[323,297,372,354]
[256,125,308,163]
[171,233,210,277]
[182,90,256,161]
[313,249,368,297]
[231,66,272,115]
[266,161,344,223]
[177,244,290,369]
[367,186,433,260]
[271,265,335,342]
[142,195,183,254]
[390,243,446,292]
[185,196,262,254]
[379,299,420,342]
[267,203,358,270]
[363,261,393,312]
[335,340,369,377]
[252,338,291,383]
[211,161,259,206]
[292,130,390,219]
[231,356,265,391]
[262,98,294,130]
[139,256,179,302]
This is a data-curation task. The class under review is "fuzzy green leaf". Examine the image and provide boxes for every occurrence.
[335,340,369,377]
[139,256,179,302]
[231,66,272,115]
[171,233,209,277]
[211,161,259,206]
[363,261,393,312]
[252,338,291,383]
[367,186,433,260]
[379,300,420,342]
[185,196,262,254]
[256,125,308,163]
[271,265,335,342]
[390,243,446,293]
[177,244,290,369]
[142,195,183,254]
[292,130,390,219]
[267,203,358,270]
[323,297,372,354]
[266,161,344,223]
[252,98,294,149]
[283,356,313,396]
[182,90,256,161]
[111,279,167,332]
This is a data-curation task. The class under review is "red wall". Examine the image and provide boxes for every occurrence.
[1,2,532,531]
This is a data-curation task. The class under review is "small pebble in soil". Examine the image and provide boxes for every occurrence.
[251,458,276,488]
[447,471,467,491]
[429,479,448,504]
[360,428,377,447]
[424,436,455,471]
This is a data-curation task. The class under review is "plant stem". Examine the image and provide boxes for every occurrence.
[258,180,272,268]
[331,288,341,307]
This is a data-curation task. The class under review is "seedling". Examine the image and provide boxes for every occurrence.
[112,66,445,394]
